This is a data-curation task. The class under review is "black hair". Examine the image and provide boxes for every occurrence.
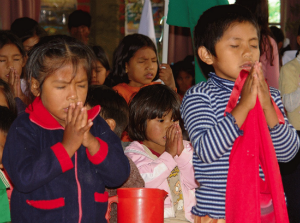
[91,45,110,71]
[235,0,274,66]
[106,33,159,87]
[128,84,182,141]
[68,10,92,29]
[0,79,17,117]
[194,4,259,78]
[25,35,96,103]
[270,26,284,44]
[0,105,17,134]
[86,85,128,138]
[10,17,47,43]
[0,30,26,57]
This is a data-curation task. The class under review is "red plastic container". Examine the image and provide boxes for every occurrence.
[106,188,168,223]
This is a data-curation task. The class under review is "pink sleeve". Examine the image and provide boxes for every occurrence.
[260,36,280,89]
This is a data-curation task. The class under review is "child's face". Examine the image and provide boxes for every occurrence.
[91,61,109,85]
[206,22,260,81]
[0,131,7,169]
[143,110,177,152]
[0,44,25,82]
[176,71,193,94]
[126,47,158,87]
[39,63,88,127]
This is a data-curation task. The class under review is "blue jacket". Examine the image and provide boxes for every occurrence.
[3,97,130,222]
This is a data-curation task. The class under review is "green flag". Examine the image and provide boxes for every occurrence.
[167,0,229,83]
[0,170,10,223]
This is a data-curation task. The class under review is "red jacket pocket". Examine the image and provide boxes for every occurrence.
[94,191,108,202]
[26,198,65,210]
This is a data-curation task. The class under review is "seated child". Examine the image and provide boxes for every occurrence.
[0,106,17,223]
[180,4,299,222]
[87,85,145,223]
[106,33,176,104]
[125,84,198,222]
[90,46,110,86]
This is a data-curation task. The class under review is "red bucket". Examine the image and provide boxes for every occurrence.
[106,188,168,223]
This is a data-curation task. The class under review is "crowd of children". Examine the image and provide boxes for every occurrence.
[0,3,300,223]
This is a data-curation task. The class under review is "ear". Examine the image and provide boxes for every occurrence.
[105,70,110,77]
[31,77,40,97]
[297,36,300,46]
[125,63,128,74]
[105,118,116,131]
[198,46,213,65]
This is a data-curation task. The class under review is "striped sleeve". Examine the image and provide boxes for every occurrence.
[180,85,242,164]
[269,88,300,162]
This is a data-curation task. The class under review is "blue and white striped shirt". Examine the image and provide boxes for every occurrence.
[180,73,299,219]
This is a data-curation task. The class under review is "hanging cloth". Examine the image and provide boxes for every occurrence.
[224,70,288,223]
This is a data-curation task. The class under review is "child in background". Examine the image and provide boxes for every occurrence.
[10,17,47,55]
[125,84,197,222]
[90,46,110,85]
[180,5,299,222]
[0,79,17,116]
[86,85,144,223]
[171,58,195,101]
[0,106,17,223]
[106,33,176,103]
[0,31,28,113]
[3,35,130,222]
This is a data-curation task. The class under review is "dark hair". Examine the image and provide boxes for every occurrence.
[128,84,182,141]
[86,85,129,138]
[106,34,159,87]
[25,35,96,103]
[68,10,92,29]
[0,30,26,57]
[194,4,259,78]
[10,17,47,43]
[91,45,110,71]
[0,79,17,117]
[0,105,17,134]
[270,26,284,44]
[235,0,274,66]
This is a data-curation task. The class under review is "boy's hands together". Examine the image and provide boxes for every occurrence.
[165,123,184,158]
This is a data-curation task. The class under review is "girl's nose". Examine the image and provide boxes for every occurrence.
[67,86,78,102]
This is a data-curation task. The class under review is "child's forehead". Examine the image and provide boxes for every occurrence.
[0,43,22,56]
[222,21,259,39]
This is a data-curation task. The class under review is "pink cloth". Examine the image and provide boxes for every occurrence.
[260,36,280,89]
[225,70,288,223]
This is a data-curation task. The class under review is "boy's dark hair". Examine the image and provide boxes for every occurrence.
[106,34,159,87]
[68,10,92,30]
[0,79,17,117]
[87,85,129,138]
[10,17,47,43]
[0,30,26,57]
[194,4,259,78]
[91,45,111,71]
[0,106,17,134]
[25,35,96,103]
[128,84,182,141]
[270,26,284,44]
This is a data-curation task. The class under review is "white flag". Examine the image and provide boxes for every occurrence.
[138,0,157,47]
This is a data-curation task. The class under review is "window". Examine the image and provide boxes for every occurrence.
[269,0,281,27]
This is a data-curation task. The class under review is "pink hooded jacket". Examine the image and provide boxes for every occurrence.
[124,140,198,222]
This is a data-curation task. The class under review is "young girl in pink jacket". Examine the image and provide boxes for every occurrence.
[124,84,198,222]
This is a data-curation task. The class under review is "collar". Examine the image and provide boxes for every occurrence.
[208,72,236,92]
[25,97,101,130]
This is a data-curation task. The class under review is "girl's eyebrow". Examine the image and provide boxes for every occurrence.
[0,54,22,57]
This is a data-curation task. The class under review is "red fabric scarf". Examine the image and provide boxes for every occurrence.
[225,70,289,223]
